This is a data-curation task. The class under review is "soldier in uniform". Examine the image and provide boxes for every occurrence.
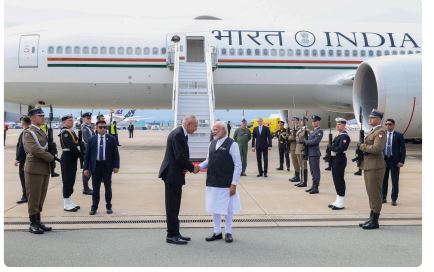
[304,115,324,194]
[59,115,82,212]
[358,109,387,230]
[294,117,309,187]
[233,119,251,176]
[328,118,351,210]
[81,112,95,195]
[275,121,290,171]
[288,117,301,182]
[23,107,55,234]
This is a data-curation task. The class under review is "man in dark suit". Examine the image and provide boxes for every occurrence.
[14,116,31,204]
[84,120,120,215]
[251,118,272,177]
[382,119,406,206]
[128,123,135,138]
[158,115,199,245]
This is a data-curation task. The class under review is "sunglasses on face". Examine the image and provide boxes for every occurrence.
[98,126,107,129]
[385,123,393,126]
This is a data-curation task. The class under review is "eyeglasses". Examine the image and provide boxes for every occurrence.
[97,126,107,129]
[385,123,393,126]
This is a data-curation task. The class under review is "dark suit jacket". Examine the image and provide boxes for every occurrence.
[385,131,406,164]
[158,126,195,186]
[251,126,272,150]
[16,130,26,163]
[84,134,120,174]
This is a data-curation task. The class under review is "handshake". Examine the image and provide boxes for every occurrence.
[193,165,201,174]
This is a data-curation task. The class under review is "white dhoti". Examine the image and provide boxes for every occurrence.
[206,186,241,234]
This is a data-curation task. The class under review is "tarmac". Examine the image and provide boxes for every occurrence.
[3,128,422,230]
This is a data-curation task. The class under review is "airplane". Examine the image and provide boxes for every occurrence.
[4,16,422,139]
[117,110,152,124]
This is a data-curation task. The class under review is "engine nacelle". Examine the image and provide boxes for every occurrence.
[352,55,421,138]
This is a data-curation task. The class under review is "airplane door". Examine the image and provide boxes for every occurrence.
[19,34,39,68]
[186,36,205,62]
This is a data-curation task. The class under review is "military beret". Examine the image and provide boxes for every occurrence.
[291,116,300,121]
[28,107,44,116]
[302,116,309,122]
[311,115,322,122]
[82,112,92,118]
[335,117,347,124]
[368,109,384,119]
[61,114,73,121]
[279,120,285,124]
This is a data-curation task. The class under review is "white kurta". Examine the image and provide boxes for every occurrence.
[199,136,242,215]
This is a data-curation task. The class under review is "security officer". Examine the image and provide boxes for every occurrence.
[328,118,351,210]
[358,109,387,230]
[110,121,120,146]
[233,119,251,176]
[304,115,324,194]
[59,114,81,212]
[275,121,290,171]
[23,107,55,234]
[289,117,301,182]
[294,117,309,187]
[81,112,95,195]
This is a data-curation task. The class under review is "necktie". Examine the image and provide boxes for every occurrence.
[259,126,262,135]
[386,132,392,157]
[99,136,104,160]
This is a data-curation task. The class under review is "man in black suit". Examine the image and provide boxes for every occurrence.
[14,116,31,204]
[158,115,199,245]
[128,123,135,138]
[251,118,272,177]
[382,119,406,206]
[84,120,120,215]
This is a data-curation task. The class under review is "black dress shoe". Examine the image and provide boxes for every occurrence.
[29,224,44,234]
[241,172,247,176]
[305,187,313,192]
[16,196,28,204]
[205,233,223,242]
[39,223,52,231]
[107,208,113,214]
[391,201,397,206]
[382,199,387,203]
[51,172,60,178]
[264,173,268,177]
[178,234,191,241]
[89,209,97,215]
[256,174,263,177]
[309,188,319,194]
[328,204,334,208]
[83,189,93,195]
[225,233,233,243]
[166,236,188,245]
[276,167,283,170]
[287,168,290,172]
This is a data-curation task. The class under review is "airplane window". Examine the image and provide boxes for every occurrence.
[304,49,310,56]
[161,47,167,54]
[254,49,261,56]
[221,48,227,55]
[415,50,421,54]
[368,50,374,57]
[279,49,285,56]
[246,48,252,56]
[376,50,382,56]
[56,46,63,54]
[73,46,80,54]
[319,49,325,57]
[352,50,358,57]
[91,46,98,54]
[83,47,89,54]
[287,49,293,56]
[399,50,406,55]
[117,47,124,55]
[384,50,390,56]
[48,46,55,54]
[392,50,398,55]
[144,47,150,55]
[295,49,301,56]
[229,48,235,56]
[152,47,159,55]
[65,46,72,54]
[270,49,277,56]
[336,50,342,57]
[135,47,142,55]
[127,47,133,55]
[109,47,116,55]
[408,50,414,54]
[238,48,244,56]
[262,49,269,56]
[360,50,366,57]
[100,47,107,54]
[328,49,334,57]
[344,50,350,57]
[312,49,318,57]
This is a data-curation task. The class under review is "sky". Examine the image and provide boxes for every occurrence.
[2,0,422,122]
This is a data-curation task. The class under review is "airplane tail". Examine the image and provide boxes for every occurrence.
[124,109,136,118]
[114,109,123,115]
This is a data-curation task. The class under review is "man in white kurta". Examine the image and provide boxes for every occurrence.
[199,121,242,243]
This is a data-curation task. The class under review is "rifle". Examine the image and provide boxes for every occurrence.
[323,115,332,170]
[47,105,61,166]
[302,118,309,161]
[352,107,364,175]
[77,111,84,169]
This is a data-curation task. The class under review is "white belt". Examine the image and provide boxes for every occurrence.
[62,148,71,151]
